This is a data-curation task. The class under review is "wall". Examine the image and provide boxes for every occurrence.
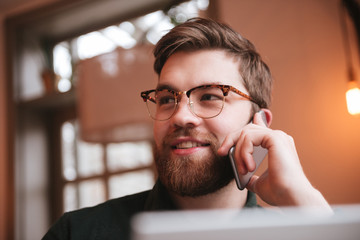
[219,0,360,204]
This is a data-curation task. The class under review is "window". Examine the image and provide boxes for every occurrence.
[61,120,155,211]
[53,0,209,93]
[53,0,209,214]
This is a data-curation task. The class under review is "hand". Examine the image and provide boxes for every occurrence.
[218,110,332,210]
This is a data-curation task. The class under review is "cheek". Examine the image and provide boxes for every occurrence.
[205,119,233,144]
[208,105,252,142]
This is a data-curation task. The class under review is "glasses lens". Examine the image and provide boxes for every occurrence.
[146,90,176,120]
[190,86,225,118]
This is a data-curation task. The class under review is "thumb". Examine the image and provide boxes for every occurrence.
[246,175,259,193]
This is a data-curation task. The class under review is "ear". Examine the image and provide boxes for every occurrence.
[261,108,273,127]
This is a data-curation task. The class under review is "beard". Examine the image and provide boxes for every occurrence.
[154,128,234,197]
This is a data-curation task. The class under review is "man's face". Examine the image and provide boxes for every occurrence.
[153,50,253,197]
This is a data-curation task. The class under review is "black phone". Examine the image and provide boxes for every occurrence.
[229,111,268,190]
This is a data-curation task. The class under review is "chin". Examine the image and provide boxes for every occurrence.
[155,147,234,197]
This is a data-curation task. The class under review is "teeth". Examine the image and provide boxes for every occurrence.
[175,141,204,149]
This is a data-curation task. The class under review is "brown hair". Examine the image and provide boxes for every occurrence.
[153,17,272,111]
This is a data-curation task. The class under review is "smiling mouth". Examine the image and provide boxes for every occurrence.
[172,141,210,149]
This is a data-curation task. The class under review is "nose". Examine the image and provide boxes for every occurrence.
[169,94,201,128]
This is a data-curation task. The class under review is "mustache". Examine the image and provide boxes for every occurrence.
[161,127,220,150]
[164,128,200,140]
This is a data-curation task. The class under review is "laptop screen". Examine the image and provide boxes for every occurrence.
[131,205,360,240]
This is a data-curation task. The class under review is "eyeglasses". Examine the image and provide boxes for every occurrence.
[140,84,256,121]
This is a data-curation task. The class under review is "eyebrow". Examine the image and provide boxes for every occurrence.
[156,81,225,91]
[156,84,178,91]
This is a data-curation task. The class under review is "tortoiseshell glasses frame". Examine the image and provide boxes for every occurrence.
[140,84,257,121]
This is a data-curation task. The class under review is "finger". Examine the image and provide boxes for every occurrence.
[218,134,237,156]
[234,145,248,175]
[232,130,251,173]
[235,156,247,175]
[246,175,259,193]
[239,134,256,172]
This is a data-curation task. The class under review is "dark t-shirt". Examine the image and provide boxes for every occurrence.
[42,180,258,240]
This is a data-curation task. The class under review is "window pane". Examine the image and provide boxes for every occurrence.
[106,141,153,171]
[61,121,77,181]
[102,26,137,49]
[108,169,155,199]
[53,42,72,92]
[79,179,105,208]
[77,140,104,177]
[77,32,116,59]
[63,183,77,212]
[72,0,209,61]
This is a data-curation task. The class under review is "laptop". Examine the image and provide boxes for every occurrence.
[131,205,360,240]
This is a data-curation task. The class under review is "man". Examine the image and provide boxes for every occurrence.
[43,18,331,240]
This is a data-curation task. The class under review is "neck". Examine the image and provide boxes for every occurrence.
[170,180,248,210]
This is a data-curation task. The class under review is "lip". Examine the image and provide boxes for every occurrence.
[170,137,210,155]
[170,137,208,147]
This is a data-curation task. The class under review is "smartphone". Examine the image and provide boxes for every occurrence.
[229,111,268,190]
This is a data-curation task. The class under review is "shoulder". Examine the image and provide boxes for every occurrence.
[42,190,151,240]
[68,190,151,222]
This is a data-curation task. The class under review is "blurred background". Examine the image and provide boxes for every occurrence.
[0,0,359,239]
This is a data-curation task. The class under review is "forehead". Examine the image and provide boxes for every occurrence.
[158,50,246,92]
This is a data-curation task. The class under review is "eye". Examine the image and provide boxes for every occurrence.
[156,91,175,106]
[158,96,175,105]
[200,93,223,101]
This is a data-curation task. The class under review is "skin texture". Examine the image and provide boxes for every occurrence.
[153,49,332,212]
